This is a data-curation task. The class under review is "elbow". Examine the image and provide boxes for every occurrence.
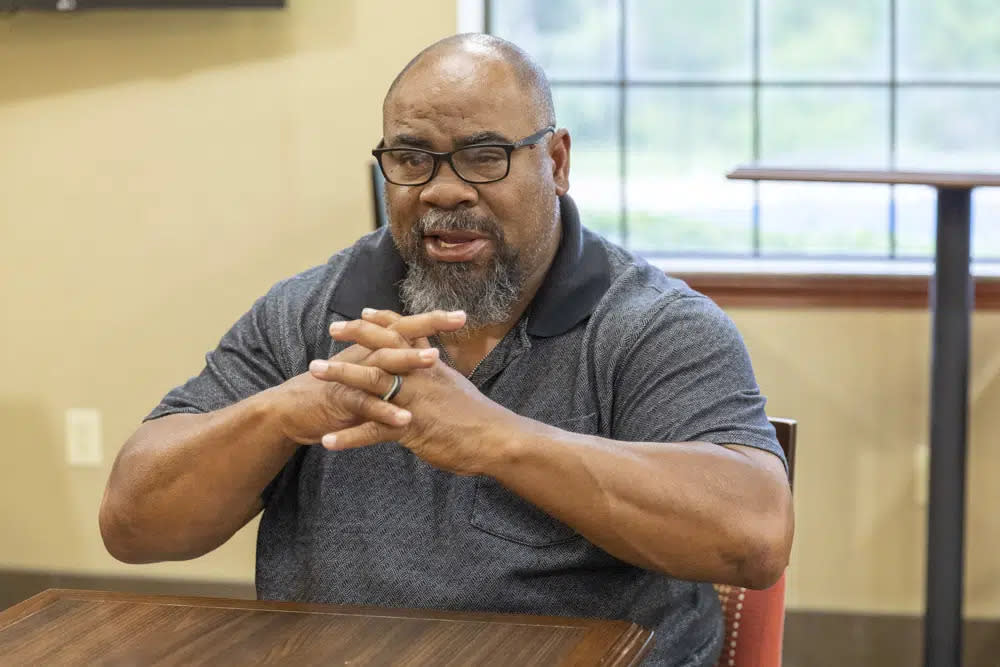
[99,480,181,564]
[737,538,790,590]
[99,440,160,564]
[99,494,154,564]
[728,494,794,590]
[99,485,234,564]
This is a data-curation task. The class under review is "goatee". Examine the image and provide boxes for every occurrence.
[392,208,525,331]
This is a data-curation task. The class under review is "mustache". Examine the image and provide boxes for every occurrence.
[413,210,503,240]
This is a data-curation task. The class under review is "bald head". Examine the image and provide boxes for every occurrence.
[378,36,572,331]
[384,33,556,128]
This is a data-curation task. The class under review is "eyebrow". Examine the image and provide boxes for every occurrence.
[455,131,513,147]
[384,131,515,151]
[385,134,435,150]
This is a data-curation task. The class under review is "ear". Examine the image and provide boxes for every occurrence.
[549,129,571,196]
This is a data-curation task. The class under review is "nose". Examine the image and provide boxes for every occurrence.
[419,160,479,210]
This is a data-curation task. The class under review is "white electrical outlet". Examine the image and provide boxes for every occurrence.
[66,408,103,467]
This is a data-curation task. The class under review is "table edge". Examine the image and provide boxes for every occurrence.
[727,166,1000,188]
[591,622,654,667]
[0,588,640,632]
[2,589,654,665]
[0,589,61,630]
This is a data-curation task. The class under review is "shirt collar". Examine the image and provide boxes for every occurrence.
[328,194,612,338]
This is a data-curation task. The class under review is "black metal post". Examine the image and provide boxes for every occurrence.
[924,186,972,667]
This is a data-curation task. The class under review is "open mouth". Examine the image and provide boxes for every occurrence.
[422,231,494,262]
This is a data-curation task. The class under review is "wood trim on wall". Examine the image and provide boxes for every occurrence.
[674,273,1000,310]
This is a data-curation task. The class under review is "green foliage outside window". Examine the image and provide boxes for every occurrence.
[490,0,1000,260]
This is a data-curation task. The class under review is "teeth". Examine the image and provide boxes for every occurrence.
[439,240,466,248]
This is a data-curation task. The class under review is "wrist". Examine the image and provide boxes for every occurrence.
[249,386,302,453]
[477,410,542,478]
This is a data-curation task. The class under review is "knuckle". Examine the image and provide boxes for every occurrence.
[380,309,402,322]
[389,331,408,348]
[345,388,367,414]
[361,395,386,418]
[364,365,382,385]
[396,312,426,331]
[400,350,423,370]
[367,348,389,367]
[320,384,352,420]
[322,380,344,400]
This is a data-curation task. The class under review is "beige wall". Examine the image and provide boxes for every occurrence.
[0,0,457,583]
[2,0,998,619]
[730,308,1000,618]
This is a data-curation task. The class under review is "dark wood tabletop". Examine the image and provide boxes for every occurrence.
[0,589,653,666]
[727,166,1000,188]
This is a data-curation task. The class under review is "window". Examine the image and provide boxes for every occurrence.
[476,0,1000,265]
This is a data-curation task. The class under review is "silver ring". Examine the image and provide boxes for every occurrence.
[380,374,402,402]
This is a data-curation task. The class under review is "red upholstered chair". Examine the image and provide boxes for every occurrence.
[713,418,797,667]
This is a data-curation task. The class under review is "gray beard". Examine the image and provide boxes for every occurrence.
[393,209,525,331]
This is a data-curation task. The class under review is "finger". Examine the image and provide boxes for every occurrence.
[310,360,401,399]
[362,347,439,374]
[361,308,403,328]
[329,318,410,350]
[361,309,455,349]
[362,308,432,349]
[330,384,412,428]
[388,310,466,343]
[329,343,372,364]
[322,421,402,451]
[358,309,465,349]
[312,348,436,378]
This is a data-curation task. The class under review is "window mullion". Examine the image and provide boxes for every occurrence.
[888,0,898,258]
[752,0,762,257]
[618,0,629,248]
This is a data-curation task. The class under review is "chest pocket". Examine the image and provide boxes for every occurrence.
[469,412,599,547]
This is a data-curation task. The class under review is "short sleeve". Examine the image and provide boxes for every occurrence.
[610,294,786,471]
[144,286,292,422]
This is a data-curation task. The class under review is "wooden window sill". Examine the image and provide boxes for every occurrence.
[672,272,1000,309]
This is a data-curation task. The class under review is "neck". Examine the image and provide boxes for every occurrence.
[438,290,532,377]
[439,224,561,376]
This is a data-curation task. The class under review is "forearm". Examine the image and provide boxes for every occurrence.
[484,419,792,588]
[101,318,447,565]
[99,389,296,563]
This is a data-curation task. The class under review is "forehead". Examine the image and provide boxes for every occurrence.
[383,53,533,140]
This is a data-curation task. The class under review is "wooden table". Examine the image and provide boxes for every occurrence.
[0,589,653,666]
[729,166,1000,667]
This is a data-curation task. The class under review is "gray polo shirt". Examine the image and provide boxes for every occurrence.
[147,195,784,666]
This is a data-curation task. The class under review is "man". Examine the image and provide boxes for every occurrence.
[100,34,793,666]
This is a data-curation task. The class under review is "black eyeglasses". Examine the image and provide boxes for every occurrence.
[372,126,555,186]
